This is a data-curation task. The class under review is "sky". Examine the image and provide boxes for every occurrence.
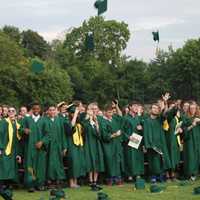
[0,0,200,61]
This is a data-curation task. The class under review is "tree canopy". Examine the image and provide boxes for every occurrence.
[1,17,200,107]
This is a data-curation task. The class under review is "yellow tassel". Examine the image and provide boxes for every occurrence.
[5,118,14,156]
[73,123,84,146]
[5,118,21,156]
[163,120,169,131]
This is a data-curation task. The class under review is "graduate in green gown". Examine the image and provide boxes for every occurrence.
[143,93,171,183]
[2,105,9,119]
[182,102,200,180]
[21,103,50,192]
[83,103,105,187]
[164,101,182,181]
[101,101,124,186]
[45,105,67,186]
[65,104,86,188]
[57,102,69,123]
[0,107,22,188]
[122,102,144,181]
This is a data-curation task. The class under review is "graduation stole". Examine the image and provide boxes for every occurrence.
[73,123,84,146]
[163,119,169,131]
[5,118,21,156]
[175,116,183,151]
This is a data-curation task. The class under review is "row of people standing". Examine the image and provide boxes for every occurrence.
[0,94,200,193]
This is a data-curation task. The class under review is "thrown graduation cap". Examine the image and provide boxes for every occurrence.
[85,32,94,51]
[152,31,159,42]
[31,60,44,73]
[94,0,107,16]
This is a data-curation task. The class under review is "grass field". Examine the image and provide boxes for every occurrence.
[1,180,200,200]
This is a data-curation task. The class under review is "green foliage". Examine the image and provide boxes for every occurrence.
[0,63,73,107]
[1,18,200,107]
[0,32,25,66]
[21,30,51,59]
[2,25,21,44]
[61,16,130,67]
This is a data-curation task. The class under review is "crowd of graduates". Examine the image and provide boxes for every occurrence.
[1,93,200,194]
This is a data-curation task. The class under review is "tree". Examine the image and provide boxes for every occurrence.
[166,39,200,100]
[21,30,51,59]
[0,32,25,66]
[0,63,74,107]
[60,16,130,68]
[2,25,21,44]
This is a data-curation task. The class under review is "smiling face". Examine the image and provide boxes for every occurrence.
[48,106,57,118]
[151,104,160,116]
[92,105,99,116]
[32,105,41,116]
[183,102,190,113]
[105,109,113,119]
[3,106,8,117]
[60,104,68,114]
[129,104,138,114]
[189,104,198,117]
[20,106,27,117]
[8,107,17,119]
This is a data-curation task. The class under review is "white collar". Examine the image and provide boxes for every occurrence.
[51,118,55,122]
[32,114,40,122]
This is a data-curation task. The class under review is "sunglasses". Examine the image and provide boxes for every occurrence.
[8,110,15,113]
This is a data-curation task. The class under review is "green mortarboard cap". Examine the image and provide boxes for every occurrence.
[85,32,94,51]
[94,0,107,15]
[150,184,163,193]
[97,192,109,200]
[135,178,145,190]
[0,188,13,200]
[31,60,44,73]
[193,187,200,195]
[67,104,76,113]
[179,180,190,186]
[152,31,159,42]
[50,189,65,199]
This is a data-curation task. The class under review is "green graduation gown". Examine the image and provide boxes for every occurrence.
[183,116,200,177]
[122,114,144,177]
[22,115,49,187]
[101,115,124,177]
[165,109,181,171]
[143,115,171,175]
[44,116,67,181]
[0,118,20,182]
[83,119,104,173]
[65,120,86,179]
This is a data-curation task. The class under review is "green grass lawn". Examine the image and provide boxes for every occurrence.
[1,180,200,200]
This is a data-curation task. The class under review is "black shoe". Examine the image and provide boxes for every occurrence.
[28,187,35,193]
[91,184,102,192]
[35,186,47,191]
[96,185,103,190]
